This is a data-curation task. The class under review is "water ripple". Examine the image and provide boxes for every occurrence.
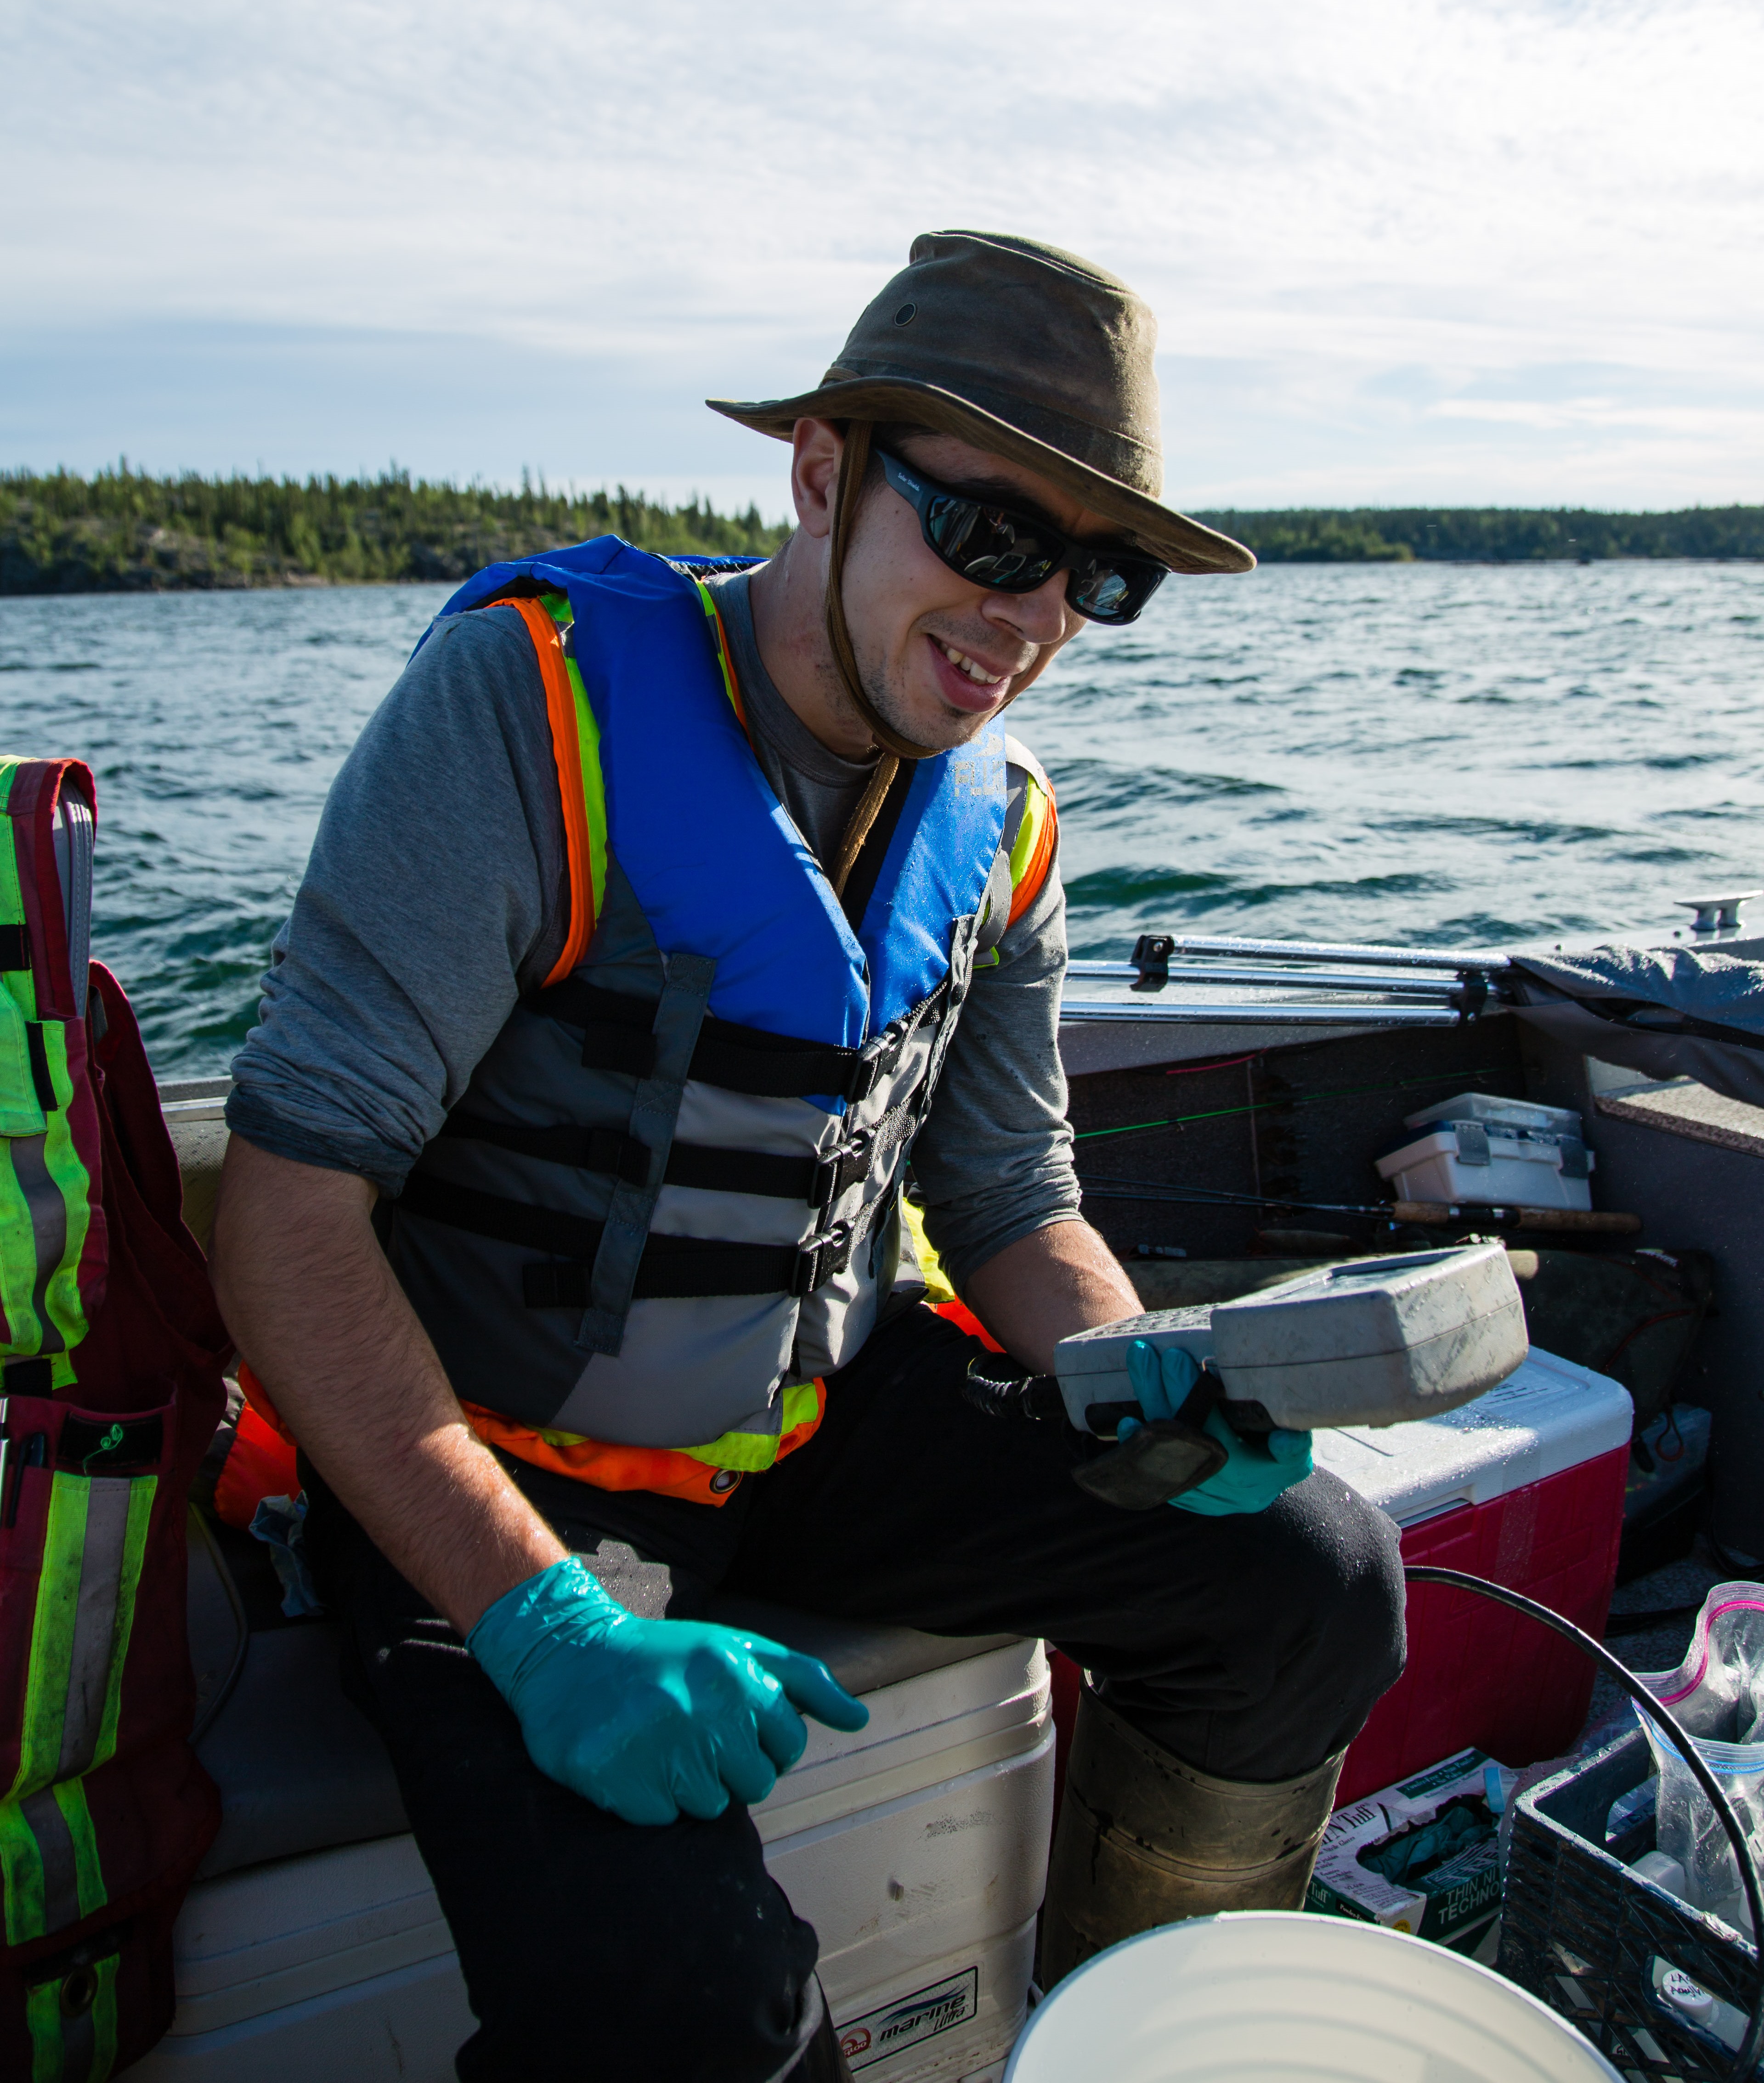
[2,559,1761,1075]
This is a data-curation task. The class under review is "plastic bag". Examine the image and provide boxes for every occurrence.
[1638,1582,1764,1930]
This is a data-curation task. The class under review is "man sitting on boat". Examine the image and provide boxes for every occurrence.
[209,229,1406,2083]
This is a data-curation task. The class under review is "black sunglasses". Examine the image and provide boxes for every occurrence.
[877,449,1168,626]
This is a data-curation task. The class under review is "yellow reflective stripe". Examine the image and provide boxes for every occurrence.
[0,762,32,1020]
[19,1939,118,2083]
[524,1382,822,1475]
[0,1136,44,1355]
[0,1795,45,1949]
[7,1476,88,1804]
[92,1476,156,1772]
[0,1472,152,1942]
[90,1950,120,2083]
[682,1380,822,1471]
[543,593,609,947]
[25,1975,61,2083]
[38,1018,94,1355]
[898,1193,956,1304]
[694,581,744,722]
[1008,773,1052,891]
[52,1776,105,1925]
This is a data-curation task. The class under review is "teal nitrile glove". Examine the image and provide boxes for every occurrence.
[1121,1338,1314,1517]
[467,1556,869,1826]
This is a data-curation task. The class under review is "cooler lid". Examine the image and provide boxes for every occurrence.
[1312,1347,1633,1522]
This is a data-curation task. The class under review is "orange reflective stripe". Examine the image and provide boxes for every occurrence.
[933,1296,1004,1353]
[705,597,748,737]
[1006,789,1058,927]
[236,1358,296,1443]
[459,1389,827,1507]
[483,596,598,988]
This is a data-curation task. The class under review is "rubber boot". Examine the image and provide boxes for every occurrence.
[1040,1689,1345,1988]
[780,1981,854,2083]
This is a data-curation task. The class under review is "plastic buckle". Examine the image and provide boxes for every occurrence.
[791,1222,853,1296]
[810,1130,871,1209]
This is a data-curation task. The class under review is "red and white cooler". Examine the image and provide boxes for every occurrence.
[1316,1347,1633,1806]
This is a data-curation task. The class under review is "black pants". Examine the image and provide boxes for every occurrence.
[303,1306,1405,2083]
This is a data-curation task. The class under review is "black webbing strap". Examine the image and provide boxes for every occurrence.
[397,1176,854,1303]
[0,924,28,972]
[839,756,915,933]
[436,1112,652,1188]
[24,1024,56,1112]
[535,978,883,1102]
[437,1112,872,1208]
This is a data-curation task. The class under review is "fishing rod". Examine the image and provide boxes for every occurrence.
[1074,1174,1400,1221]
[1076,1175,1641,1237]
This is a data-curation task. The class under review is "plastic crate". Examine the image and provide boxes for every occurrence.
[1500,1727,1762,2077]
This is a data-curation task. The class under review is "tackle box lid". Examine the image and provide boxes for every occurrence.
[1402,1090,1583,1137]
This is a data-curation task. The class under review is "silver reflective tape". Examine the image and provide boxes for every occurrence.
[10,1132,68,1356]
[58,1996,94,2083]
[20,1786,80,1936]
[56,1478,134,1780]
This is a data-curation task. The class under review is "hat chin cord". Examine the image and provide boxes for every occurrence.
[825,419,932,766]
[820,419,1025,898]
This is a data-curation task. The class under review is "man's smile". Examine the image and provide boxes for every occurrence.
[927,632,1022,714]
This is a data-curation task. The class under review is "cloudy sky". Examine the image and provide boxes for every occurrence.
[5,0,1759,514]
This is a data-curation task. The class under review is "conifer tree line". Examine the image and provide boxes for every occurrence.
[1195,506,1764,564]
[2,464,1760,591]
[1,464,788,592]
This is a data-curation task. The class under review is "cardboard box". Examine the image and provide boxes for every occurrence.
[1308,1749,1503,1952]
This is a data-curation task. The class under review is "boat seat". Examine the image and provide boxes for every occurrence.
[187,1506,1020,1882]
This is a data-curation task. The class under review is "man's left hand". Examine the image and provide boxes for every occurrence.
[1121,1339,1313,1517]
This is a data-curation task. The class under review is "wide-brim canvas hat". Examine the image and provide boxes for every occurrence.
[708,229,1253,576]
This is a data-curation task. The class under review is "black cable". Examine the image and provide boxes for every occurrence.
[1406,1566,1764,2079]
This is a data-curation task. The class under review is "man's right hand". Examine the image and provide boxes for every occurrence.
[468,1556,870,1826]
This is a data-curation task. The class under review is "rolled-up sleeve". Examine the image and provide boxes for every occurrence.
[225,608,569,1195]
[907,836,1081,1292]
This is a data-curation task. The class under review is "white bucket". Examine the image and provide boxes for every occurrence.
[1004,1913,1622,2082]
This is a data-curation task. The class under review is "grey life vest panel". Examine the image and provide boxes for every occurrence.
[388,688,1047,1458]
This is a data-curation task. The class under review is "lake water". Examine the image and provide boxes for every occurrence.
[2,560,1760,1079]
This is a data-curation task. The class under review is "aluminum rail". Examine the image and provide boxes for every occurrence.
[1150,933,1513,972]
[1059,998,1464,1027]
[1066,960,1461,999]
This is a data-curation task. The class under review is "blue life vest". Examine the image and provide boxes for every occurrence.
[391,539,1031,1495]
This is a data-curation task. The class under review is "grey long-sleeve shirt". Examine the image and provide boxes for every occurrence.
[226,571,1080,1290]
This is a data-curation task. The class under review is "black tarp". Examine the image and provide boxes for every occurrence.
[1509,943,1764,1108]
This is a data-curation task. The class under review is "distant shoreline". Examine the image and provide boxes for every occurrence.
[1,468,789,595]
[3,468,1760,593]
[1198,505,1764,566]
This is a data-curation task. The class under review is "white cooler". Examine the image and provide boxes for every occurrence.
[133,1543,1051,2083]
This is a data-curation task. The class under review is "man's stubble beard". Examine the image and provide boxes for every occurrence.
[849,630,996,758]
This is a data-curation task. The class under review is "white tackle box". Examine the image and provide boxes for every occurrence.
[1375,1091,1594,1212]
